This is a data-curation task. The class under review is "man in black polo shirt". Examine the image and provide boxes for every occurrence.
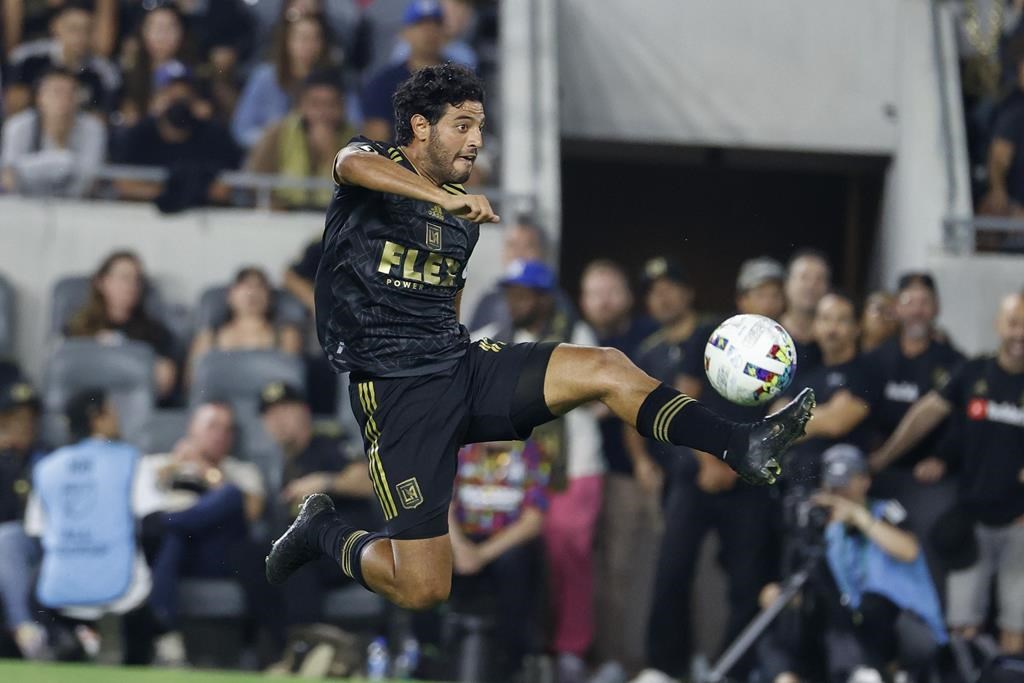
[872,292,1024,655]
[865,273,965,582]
[259,382,379,627]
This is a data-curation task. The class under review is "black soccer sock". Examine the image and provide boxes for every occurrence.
[635,383,738,457]
[307,510,383,592]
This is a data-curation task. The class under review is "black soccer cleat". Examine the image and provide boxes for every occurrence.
[723,388,816,486]
[265,493,335,585]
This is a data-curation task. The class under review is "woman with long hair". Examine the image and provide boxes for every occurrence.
[186,267,302,382]
[230,11,335,149]
[118,5,194,125]
[65,250,178,399]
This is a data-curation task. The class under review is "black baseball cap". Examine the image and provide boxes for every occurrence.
[0,380,41,414]
[259,382,307,413]
[640,257,689,292]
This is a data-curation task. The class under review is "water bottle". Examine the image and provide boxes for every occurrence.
[366,636,390,680]
[392,636,420,678]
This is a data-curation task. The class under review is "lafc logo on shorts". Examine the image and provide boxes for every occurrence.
[477,339,505,353]
[396,478,424,509]
[426,222,443,249]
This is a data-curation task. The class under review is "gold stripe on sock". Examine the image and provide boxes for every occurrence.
[657,396,695,442]
[653,394,691,442]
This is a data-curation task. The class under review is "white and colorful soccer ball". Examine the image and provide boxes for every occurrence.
[704,314,797,406]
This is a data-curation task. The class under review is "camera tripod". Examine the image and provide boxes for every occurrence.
[701,546,824,683]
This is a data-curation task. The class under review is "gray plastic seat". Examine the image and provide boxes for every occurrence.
[144,408,192,454]
[0,274,15,359]
[49,275,165,336]
[43,339,156,447]
[193,285,308,333]
[322,584,388,624]
[189,349,305,412]
[176,578,247,618]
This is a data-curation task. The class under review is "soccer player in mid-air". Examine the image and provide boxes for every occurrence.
[266,63,816,609]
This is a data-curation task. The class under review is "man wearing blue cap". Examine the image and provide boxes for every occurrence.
[362,0,448,143]
[266,61,814,615]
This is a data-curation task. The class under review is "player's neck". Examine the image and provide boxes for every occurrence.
[899,333,930,358]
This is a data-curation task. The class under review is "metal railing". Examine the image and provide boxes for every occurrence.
[943,214,1024,253]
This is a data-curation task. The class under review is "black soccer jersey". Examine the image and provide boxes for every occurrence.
[939,356,1024,526]
[862,337,965,469]
[315,137,480,378]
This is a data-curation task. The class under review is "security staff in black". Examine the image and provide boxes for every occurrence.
[265,63,816,612]
[872,292,1024,652]
[863,273,964,581]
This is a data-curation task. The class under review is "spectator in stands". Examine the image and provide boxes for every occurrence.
[780,249,830,376]
[758,445,946,683]
[474,259,604,683]
[578,259,659,679]
[3,0,117,61]
[246,69,355,210]
[25,389,153,661]
[259,382,376,626]
[633,257,785,683]
[118,5,195,126]
[860,290,899,353]
[392,0,479,70]
[64,251,178,400]
[231,11,335,149]
[139,402,271,660]
[448,439,548,681]
[864,273,965,584]
[468,219,552,332]
[3,1,121,115]
[0,67,106,198]
[872,292,1024,655]
[0,378,47,659]
[187,267,302,382]
[113,63,241,211]
[980,83,1024,215]
[361,0,447,142]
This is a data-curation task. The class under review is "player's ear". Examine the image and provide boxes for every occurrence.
[411,113,431,143]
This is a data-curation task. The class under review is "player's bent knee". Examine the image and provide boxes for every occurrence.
[400,576,451,610]
[589,346,634,384]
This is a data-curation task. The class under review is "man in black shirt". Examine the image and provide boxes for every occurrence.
[872,292,1024,655]
[780,248,830,378]
[637,257,788,682]
[266,64,815,612]
[259,382,379,627]
[865,273,965,582]
[776,291,873,486]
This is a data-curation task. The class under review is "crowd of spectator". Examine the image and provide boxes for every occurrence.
[0,0,496,211]
[2,213,1023,683]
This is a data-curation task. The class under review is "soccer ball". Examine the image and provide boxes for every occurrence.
[704,314,797,406]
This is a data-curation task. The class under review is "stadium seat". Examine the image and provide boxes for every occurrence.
[144,408,192,454]
[43,339,156,447]
[0,274,15,359]
[189,349,305,412]
[177,578,247,668]
[193,285,308,332]
[322,584,388,625]
[49,275,166,336]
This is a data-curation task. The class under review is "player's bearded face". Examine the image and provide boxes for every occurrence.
[424,102,484,185]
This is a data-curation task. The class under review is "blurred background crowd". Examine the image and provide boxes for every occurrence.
[0,2,1023,683]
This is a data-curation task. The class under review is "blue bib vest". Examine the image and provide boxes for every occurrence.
[34,438,138,607]
[825,500,948,644]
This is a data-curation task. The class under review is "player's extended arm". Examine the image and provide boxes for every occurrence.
[870,390,952,472]
[335,147,500,223]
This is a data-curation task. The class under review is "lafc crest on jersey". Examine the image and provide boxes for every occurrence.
[426,222,442,249]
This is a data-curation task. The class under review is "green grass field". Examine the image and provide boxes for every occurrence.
[0,660,406,682]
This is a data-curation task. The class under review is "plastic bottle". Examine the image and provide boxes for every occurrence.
[392,636,420,678]
[366,636,390,680]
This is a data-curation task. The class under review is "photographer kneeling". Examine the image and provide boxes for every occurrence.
[758,445,947,683]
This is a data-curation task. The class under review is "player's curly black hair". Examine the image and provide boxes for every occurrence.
[392,63,485,146]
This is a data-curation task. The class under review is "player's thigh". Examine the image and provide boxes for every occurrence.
[542,343,656,415]
[392,535,454,589]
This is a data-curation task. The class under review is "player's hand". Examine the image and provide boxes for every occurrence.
[811,492,868,527]
[441,193,500,223]
[913,457,946,484]
[633,455,664,496]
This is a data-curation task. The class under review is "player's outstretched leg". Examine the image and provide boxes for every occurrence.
[542,345,815,484]
[266,494,452,610]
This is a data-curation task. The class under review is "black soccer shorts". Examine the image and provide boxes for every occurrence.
[348,339,559,539]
